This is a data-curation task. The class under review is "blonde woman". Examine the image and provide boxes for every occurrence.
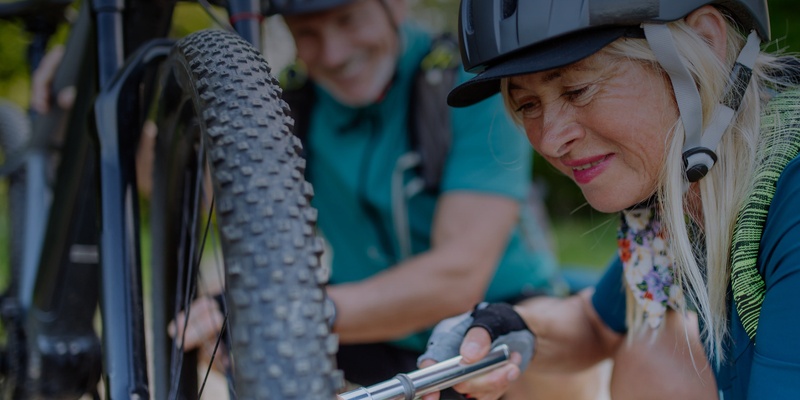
[418,1,800,399]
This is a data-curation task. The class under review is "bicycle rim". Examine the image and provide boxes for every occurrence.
[149,29,342,400]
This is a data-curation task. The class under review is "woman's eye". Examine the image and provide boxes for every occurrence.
[514,101,541,118]
[564,86,593,104]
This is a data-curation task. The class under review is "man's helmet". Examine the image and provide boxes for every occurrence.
[264,0,355,16]
[449,0,769,184]
[264,0,400,33]
[448,0,769,107]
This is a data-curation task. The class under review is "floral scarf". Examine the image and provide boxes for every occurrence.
[618,205,681,329]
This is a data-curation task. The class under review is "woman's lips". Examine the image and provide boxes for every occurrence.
[567,154,613,185]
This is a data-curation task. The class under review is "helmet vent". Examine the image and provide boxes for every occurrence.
[502,0,517,19]
[465,1,474,34]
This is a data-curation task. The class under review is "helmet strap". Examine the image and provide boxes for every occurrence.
[643,24,761,186]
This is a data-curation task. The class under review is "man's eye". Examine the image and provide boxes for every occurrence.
[338,9,361,28]
[293,29,315,42]
[338,14,353,26]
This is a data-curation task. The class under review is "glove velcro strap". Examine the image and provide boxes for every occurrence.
[468,302,531,341]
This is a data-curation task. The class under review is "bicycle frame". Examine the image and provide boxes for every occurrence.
[1,0,265,397]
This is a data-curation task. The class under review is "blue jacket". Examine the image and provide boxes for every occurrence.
[592,91,800,399]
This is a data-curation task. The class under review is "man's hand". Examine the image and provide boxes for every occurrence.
[30,45,75,114]
[168,296,229,373]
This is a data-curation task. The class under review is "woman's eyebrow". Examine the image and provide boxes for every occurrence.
[507,70,563,91]
[507,81,525,91]
[507,62,602,92]
[541,70,562,84]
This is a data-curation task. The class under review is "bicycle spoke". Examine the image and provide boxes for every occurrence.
[197,314,228,398]
[167,173,193,399]
[168,133,224,399]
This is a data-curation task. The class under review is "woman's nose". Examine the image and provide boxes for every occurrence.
[538,106,583,158]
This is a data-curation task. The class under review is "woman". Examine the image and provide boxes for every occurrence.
[418,1,800,399]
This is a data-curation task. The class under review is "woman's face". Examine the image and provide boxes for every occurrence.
[507,51,678,213]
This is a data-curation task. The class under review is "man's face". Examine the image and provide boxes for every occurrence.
[284,0,403,107]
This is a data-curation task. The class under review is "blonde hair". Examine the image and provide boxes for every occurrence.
[501,14,794,362]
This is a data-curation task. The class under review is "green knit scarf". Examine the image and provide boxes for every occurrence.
[730,91,800,341]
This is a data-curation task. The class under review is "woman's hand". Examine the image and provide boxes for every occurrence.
[417,303,534,400]
[419,327,524,400]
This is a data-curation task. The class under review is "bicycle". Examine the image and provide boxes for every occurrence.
[0,1,342,398]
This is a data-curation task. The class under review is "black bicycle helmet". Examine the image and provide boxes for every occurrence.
[264,0,355,16]
[448,0,769,108]
[264,0,400,33]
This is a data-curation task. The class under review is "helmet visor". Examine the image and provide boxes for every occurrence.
[448,25,643,108]
[267,0,354,16]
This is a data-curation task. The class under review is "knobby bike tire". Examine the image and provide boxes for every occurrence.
[149,29,342,399]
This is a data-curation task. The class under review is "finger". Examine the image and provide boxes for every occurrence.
[167,320,177,338]
[168,297,224,349]
[460,327,492,364]
[56,86,76,110]
[200,342,230,375]
[420,391,440,400]
[450,352,522,400]
[416,358,443,399]
[182,299,224,350]
[451,360,519,400]
[30,46,66,114]
[505,352,522,381]
[181,323,210,350]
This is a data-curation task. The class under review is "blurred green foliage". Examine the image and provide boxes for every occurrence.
[0,2,216,108]
[0,0,798,268]
[1,0,798,111]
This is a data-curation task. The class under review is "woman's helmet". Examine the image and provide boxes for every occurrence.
[449,0,769,183]
[449,0,768,107]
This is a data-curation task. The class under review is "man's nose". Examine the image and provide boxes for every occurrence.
[318,32,351,68]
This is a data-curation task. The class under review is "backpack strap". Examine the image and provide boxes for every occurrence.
[730,92,800,341]
[279,62,316,156]
[408,33,460,193]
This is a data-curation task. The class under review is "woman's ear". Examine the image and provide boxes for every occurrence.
[685,5,728,61]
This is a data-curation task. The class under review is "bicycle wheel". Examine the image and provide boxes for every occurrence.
[149,29,342,399]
